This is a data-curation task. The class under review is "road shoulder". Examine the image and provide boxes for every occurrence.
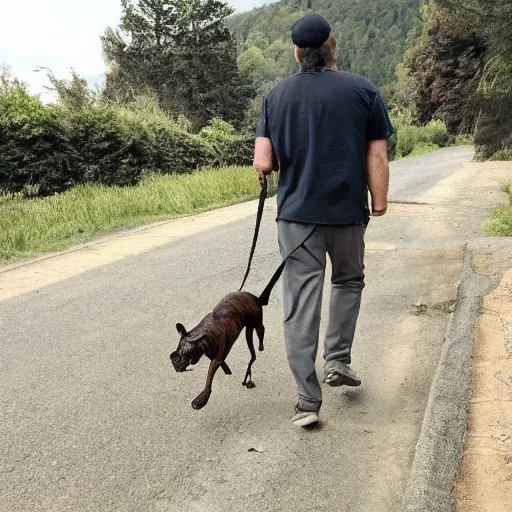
[403,247,490,512]
[454,239,512,511]
[403,159,512,511]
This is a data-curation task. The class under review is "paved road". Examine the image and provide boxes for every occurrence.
[1,147,478,511]
[388,146,475,201]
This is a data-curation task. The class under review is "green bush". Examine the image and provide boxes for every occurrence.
[408,142,440,157]
[118,101,215,173]
[422,120,449,147]
[396,125,419,158]
[0,86,80,195]
[485,182,512,236]
[0,83,252,195]
[454,133,474,146]
[490,148,512,161]
[388,107,415,159]
[58,105,151,186]
[395,119,448,158]
[199,118,253,167]
[58,102,217,185]
[389,107,415,129]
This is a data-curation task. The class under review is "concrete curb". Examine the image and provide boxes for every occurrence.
[403,247,490,511]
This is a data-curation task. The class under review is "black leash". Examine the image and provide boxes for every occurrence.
[239,174,268,292]
[256,224,317,306]
[239,175,317,300]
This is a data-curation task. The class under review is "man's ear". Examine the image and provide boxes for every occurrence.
[294,45,301,65]
[176,323,187,337]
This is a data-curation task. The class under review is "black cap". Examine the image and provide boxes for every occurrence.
[291,14,331,49]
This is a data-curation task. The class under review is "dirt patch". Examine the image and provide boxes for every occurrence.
[409,300,456,316]
[454,268,512,511]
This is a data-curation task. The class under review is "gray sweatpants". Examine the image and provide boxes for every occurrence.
[277,221,366,413]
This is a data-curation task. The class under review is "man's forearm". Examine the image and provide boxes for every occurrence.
[254,137,278,176]
[366,140,389,216]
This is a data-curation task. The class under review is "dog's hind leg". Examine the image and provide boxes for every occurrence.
[243,327,257,389]
[256,323,265,352]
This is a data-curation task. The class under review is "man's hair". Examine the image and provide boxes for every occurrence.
[297,34,337,72]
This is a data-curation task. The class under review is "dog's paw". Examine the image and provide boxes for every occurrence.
[191,391,210,410]
[245,381,256,389]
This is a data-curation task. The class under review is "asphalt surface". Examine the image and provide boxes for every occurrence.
[1,146,479,512]
[387,146,475,201]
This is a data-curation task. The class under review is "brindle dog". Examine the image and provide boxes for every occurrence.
[170,291,265,410]
[170,185,316,411]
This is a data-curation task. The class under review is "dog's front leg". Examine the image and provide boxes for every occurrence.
[191,358,222,410]
[206,354,231,375]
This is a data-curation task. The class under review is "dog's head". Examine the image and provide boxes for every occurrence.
[170,323,205,372]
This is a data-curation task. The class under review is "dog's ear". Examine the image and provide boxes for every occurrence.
[176,323,187,337]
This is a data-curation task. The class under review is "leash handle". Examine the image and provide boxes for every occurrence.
[239,174,268,291]
[259,174,268,198]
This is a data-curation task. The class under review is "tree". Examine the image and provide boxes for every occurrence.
[102,0,252,130]
[237,47,280,91]
[391,0,512,155]
[228,0,423,87]
[0,65,24,94]
[437,0,512,156]
[38,68,95,111]
[244,29,270,50]
[411,5,485,133]
[386,2,486,134]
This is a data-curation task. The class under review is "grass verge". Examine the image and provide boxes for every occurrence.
[485,182,512,236]
[0,166,266,264]
[404,142,441,159]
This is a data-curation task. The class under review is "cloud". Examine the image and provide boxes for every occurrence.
[0,0,121,93]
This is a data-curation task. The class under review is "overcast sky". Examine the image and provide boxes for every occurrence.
[0,0,273,94]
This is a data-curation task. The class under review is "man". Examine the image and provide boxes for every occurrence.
[253,14,393,427]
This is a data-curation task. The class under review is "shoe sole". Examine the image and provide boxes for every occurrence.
[325,373,361,387]
[292,414,319,427]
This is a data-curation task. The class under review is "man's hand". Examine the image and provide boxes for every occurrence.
[254,137,278,177]
[366,139,389,217]
[371,204,387,216]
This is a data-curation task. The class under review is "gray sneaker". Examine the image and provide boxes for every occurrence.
[324,361,361,387]
[291,410,319,427]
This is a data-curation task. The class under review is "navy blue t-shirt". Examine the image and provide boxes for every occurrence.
[256,70,394,225]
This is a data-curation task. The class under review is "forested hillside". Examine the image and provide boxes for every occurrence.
[229,0,422,92]
[385,0,512,158]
